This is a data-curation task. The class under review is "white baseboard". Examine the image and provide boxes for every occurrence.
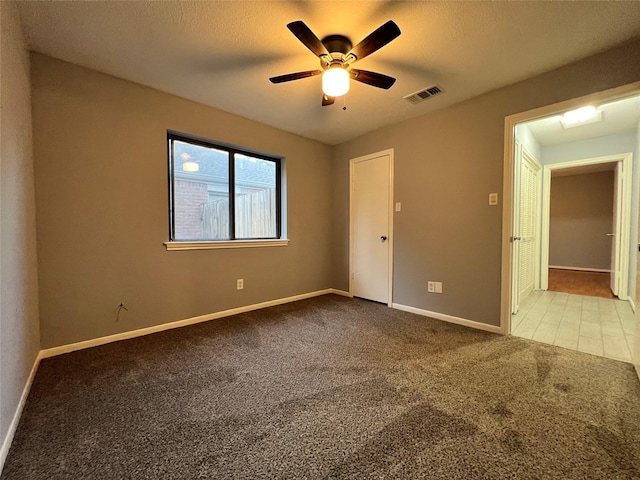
[391,303,502,334]
[629,297,636,313]
[329,289,352,297]
[41,289,342,359]
[549,265,611,273]
[0,351,42,472]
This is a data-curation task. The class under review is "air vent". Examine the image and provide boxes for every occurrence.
[403,85,444,105]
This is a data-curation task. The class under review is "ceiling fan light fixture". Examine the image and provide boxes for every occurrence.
[271,20,400,106]
[322,67,350,97]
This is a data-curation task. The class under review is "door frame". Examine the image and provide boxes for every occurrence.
[500,81,640,335]
[349,149,395,306]
[540,153,632,298]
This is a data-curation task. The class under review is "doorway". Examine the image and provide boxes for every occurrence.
[501,84,640,363]
[546,166,616,300]
[540,154,632,301]
[349,149,394,305]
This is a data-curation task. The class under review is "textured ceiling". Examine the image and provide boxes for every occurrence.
[15,1,640,145]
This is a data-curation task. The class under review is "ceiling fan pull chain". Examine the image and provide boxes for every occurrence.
[343,95,347,111]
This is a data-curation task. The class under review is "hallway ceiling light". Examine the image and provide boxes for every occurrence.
[561,106,602,128]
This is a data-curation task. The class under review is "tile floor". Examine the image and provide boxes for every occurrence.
[512,290,636,363]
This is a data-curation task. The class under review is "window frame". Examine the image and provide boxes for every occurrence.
[165,131,287,250]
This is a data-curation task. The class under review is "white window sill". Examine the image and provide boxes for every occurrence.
[164,239,290,251]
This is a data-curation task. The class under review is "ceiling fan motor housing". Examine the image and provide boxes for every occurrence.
[321,35,352,55]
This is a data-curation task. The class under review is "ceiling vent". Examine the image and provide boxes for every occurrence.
[403,85,444,105]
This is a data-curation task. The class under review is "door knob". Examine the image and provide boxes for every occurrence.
[606,233,615,237]
[380,236,387,242]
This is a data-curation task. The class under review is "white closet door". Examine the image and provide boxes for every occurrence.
[352,153,391,303]
[518,152,540,302]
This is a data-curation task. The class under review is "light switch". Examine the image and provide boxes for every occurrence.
[489,193,498,206]
[395,202,401,212]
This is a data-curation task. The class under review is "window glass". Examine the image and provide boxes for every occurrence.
[235,154,277,239]
[169,133,281,242]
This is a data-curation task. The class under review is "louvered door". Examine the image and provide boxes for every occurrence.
[518,152,540,301]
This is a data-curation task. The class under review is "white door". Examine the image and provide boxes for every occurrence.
[519,152,540,301]
[351,152,392,304]
[610,162,623,296]
[512,144,540,314]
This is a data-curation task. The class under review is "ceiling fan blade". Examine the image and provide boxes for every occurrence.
[348,20,401,61]
[287,21,330,58]
[322,94,335,106]
[350,69,396,89]
[269,70,322,84]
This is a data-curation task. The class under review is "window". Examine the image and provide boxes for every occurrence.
[166,132,285,249]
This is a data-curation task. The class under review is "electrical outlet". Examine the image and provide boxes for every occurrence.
[427,281,435,293]
[435,282,443,293]
[237,278,244,290]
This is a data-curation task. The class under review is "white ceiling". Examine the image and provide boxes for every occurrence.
[525,96,640,147]
[14,1,640,146]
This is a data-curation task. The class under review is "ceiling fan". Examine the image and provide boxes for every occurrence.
[269,20,401,106]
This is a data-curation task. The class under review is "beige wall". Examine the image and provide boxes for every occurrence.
[549,171,614,270]
[332,37,640,326]
[22,33,640,341]
[31,54,333,348]
[0,1,41,460]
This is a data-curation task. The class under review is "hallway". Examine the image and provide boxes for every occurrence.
[547,268,615,299]
[512,290,635,363]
